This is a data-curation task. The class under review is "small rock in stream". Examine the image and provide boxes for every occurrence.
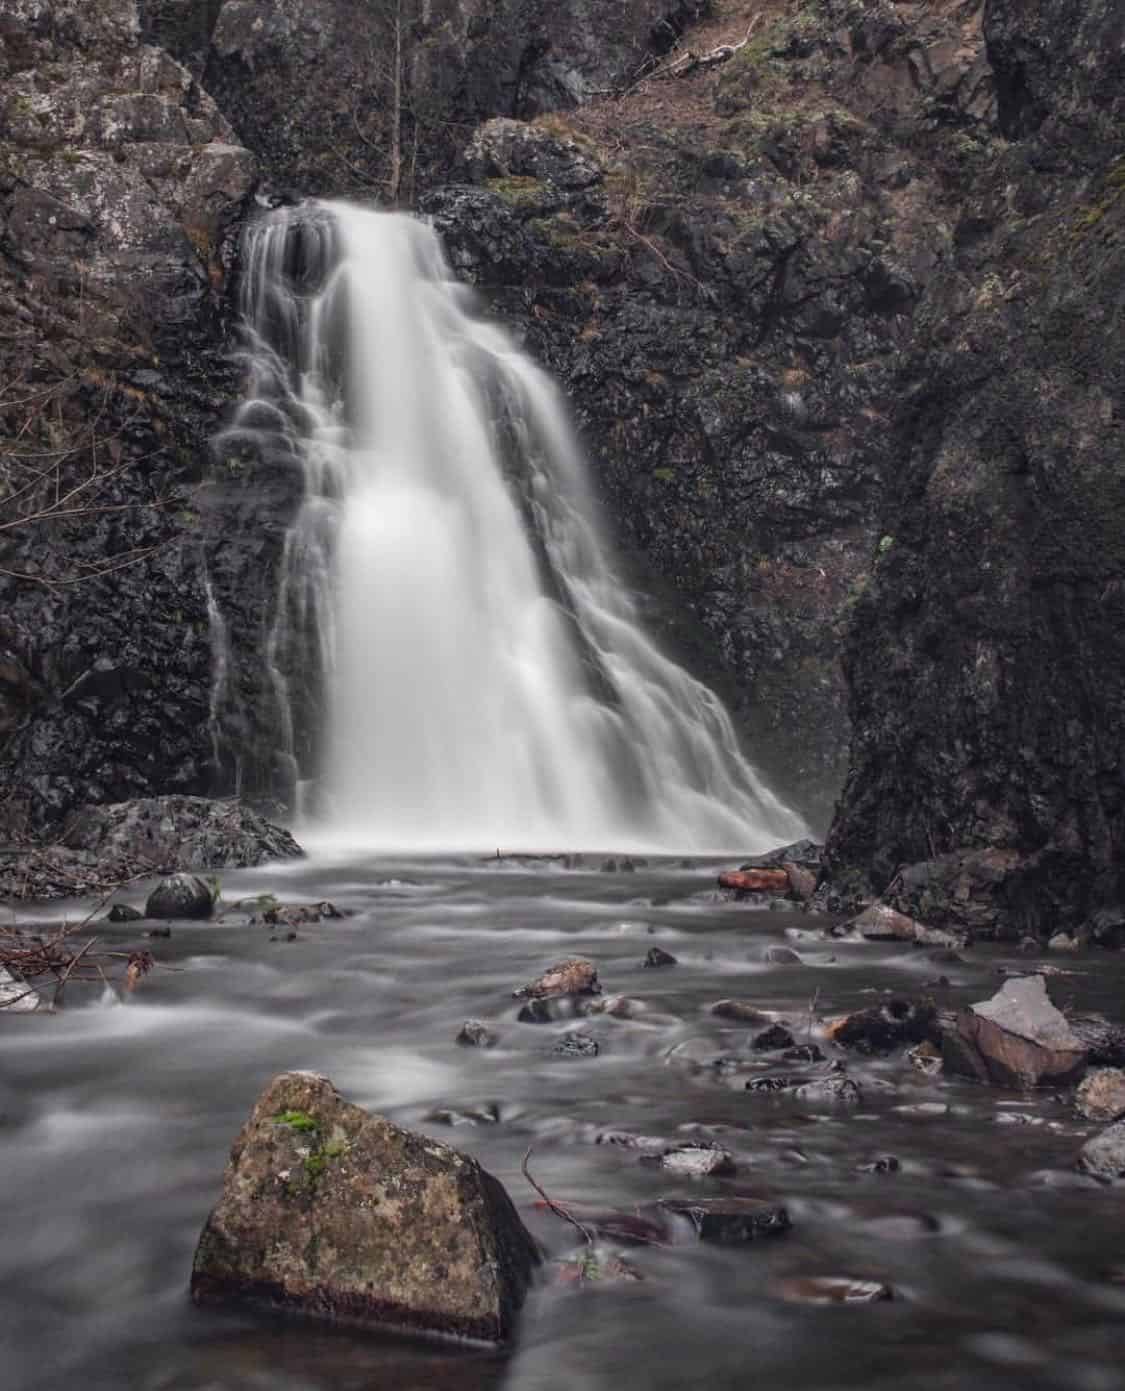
[829,998,939,1055]
[1077,1119,1125,1181]
[711,999,771,1024]
[456,1019,499,1048]
[643,946,677,969]
[145,873,215,920]
[1048,932,1080,953]
[642,1142,736,1177]
[1076,1068,1125,1122]
[258,901,344,927]
[659,1196,790,1243]
[554,1248,642,1284]
[907,1040,943,1076]
[1069,1014,1125,1067]
[857,1155,900,1175]
[752,1023,796,1052]
[782,1043,824,1063]
[793,1075,864,1106]
[553,1031,599,1058]
[106,903,144,923]
[514,957,600,1001]
[142,925,172,939]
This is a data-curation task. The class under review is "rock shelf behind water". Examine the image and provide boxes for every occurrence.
[190,1072,540,1343]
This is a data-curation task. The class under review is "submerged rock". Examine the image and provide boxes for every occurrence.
[659,1196,790,1244]
[145,873,215,920]
[190,1072,540,1343]
[553,1031,599,1059]
[945,976,1087,1088]
[711,999,771,1024]
[777,1276,893,1305]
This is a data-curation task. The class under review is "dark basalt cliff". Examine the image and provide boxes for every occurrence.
[1,0,1122,933]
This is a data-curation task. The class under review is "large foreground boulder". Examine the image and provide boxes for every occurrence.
[943,976,1087,1088]
[190,1072,540,1343]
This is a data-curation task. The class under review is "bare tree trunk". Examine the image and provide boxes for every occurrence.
[388,0,403,204]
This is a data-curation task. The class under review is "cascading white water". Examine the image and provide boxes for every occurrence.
[230,201,805,853]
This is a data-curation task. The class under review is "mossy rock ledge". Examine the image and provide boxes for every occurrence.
[190,1072,541,1343]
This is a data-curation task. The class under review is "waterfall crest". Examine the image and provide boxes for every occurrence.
[226,202,804,853]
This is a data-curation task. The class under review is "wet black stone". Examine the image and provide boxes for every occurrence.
[659,1196,791,1244]
[753,1024,796,1052]
[145,874,215,921]
[106,903,144,923]
[643,946,678,969]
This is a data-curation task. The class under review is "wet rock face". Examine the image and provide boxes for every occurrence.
[824,0,1125,932]
[200,0,710,193]
[191,1071,541,1342]
[0,0,257,833]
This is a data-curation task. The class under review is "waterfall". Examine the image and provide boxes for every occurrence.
[223,201,805,853]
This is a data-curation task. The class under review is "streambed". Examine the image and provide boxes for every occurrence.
[3,857,1124,1391]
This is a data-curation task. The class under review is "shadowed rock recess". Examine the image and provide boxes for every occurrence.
[1,0,1122,933]
[190,1072,541,1342]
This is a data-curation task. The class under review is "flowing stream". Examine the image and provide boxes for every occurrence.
[225,204,802,853]
[3,858,1125,1391]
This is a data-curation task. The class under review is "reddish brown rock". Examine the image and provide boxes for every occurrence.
[945,976,1087,1089]
[718,869,791,894]
[190,1072,540,1343]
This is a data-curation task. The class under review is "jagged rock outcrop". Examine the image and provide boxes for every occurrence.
[824,0,1125,934]
[0,0,256,833]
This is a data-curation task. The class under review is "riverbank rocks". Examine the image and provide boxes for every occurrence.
[944,976,1087,1089]
[1076,1070,1125,1123]
[1077,1120,1125,1182]
[61,798,304,870]
[145,874,215,920]
[841,903,963,950]
[190,1072,540,1343]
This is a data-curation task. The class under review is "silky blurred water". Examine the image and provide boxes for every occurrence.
[3,856,1124,1391]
